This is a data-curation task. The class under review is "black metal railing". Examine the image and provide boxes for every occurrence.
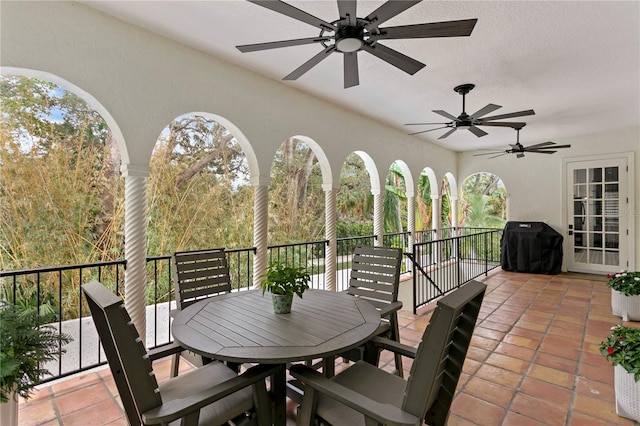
[0,228,501,383]
[409,229,502,313]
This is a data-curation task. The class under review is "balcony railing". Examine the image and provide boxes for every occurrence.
[0,228,501,383]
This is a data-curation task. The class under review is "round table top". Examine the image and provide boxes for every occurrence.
[171,289,381,363]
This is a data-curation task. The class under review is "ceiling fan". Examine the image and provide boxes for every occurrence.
[473,125,571,159]
[405,83,535,139]
[236,0,478,88]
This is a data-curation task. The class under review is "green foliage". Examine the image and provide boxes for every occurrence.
[606,271,640,296]
[260,262,310,298]
[460,173,507,228]
[0,304,72,402]
[337,221,373,238]
[600,325,640,382]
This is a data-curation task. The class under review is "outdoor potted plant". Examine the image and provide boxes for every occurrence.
[0,304,72,426]
[607,270,640,321]
[600,325,640,422]
[260,261,311,314]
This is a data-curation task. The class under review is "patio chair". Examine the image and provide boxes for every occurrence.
[290,279,487,426]
[342,245,404,377]
[171,248,232,376]
[82,280,275,426]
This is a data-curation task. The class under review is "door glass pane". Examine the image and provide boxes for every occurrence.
[604,199,619,217]
[574,169,586,184]
[589,217,602,232]
[605,234,619,249]
[574,201,586,215]
[574,248,587,263]
[574,184,586,199]
[574,233,585,247]
[605,217,619,232]
[588,200,602,216]
[589,184,602,199]
[574,217,585,231]
[589,250,603,264]
[605,167,618,182]
[604,184,619,198]
[589,168,602,183]
[605,250,619,266]
[590,233,603,248]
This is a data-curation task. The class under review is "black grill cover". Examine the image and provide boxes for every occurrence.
[500,221,563,274]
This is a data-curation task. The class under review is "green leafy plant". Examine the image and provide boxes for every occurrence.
[0,304,72,402]
[600,325,640,382]
[260,262,310,299]
[606,271,640,296]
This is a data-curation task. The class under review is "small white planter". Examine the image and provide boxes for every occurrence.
[611,290,640,321]
[614,365,640,422]
[0,391,19,426]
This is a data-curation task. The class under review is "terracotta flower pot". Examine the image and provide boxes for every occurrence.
[271,294,293,314]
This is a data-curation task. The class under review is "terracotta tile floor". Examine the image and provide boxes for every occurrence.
[18,269,640,425]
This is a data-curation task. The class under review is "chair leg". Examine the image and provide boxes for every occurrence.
[390,316,404,378]
[170,352,180,378]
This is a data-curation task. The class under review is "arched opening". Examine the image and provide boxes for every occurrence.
[148,113,253,256]
[0,72,124,317]
[459,172,508,228]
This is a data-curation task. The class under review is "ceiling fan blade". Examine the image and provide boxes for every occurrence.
[409,125,452,136]
[527,150,556,154]
[432,110,459,121]
[247,0,336,31]
[344,52,359,88]
[236,37,331,52]
[337,0,357,26]
[364,0,421,30]
[405,122,451,126]
[523,141,556,149]
[371,19,478,40]
[438,127,458,139]
[468,126,488,137]
[474,151,506,156]
[470,103,501,119]
[479,121,527,128]
[362,43,425,75]
[284,46,336,81]
[480,109,536,121]
[489,153,509,159]
[535,144,571,149]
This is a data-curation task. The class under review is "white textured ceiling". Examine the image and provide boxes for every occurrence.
[83,1,640,152]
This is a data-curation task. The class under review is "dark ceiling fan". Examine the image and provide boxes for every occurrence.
[405,83,535,139]
[236,0,478,88]
[473,125,571,159]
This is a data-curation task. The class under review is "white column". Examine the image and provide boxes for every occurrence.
[324,184,337,291]
[407,194,415,252]
[373,189,384,247]
[252,177,270,289]
[451,195,459,234]
[431,195,440,239]
[121,164,150,345]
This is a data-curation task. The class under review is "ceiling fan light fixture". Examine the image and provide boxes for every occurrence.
[458,124,471,130]
[336,37,363,52]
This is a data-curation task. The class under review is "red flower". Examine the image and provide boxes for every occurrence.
[607,347,615,355]
[607,274,613,278]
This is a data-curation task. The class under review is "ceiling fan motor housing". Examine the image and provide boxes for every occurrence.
[335,25,365,52]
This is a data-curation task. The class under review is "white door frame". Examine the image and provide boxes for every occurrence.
[562,152,635,273]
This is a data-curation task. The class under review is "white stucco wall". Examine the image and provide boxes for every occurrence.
[0,1,457,189]
[458,126,640,270]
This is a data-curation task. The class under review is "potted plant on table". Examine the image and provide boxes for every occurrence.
[600,325,640,422]
[0,304,72,426]
[607,270,640,321]
[260,262,311,314]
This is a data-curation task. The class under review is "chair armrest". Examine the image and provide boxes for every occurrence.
[289,365,421,426]
[378,301,403,318]
[147,341,184,361]
[368,336,417,359]
[142,363,279,425]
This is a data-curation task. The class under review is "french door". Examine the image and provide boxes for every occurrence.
[565,157,630,274]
